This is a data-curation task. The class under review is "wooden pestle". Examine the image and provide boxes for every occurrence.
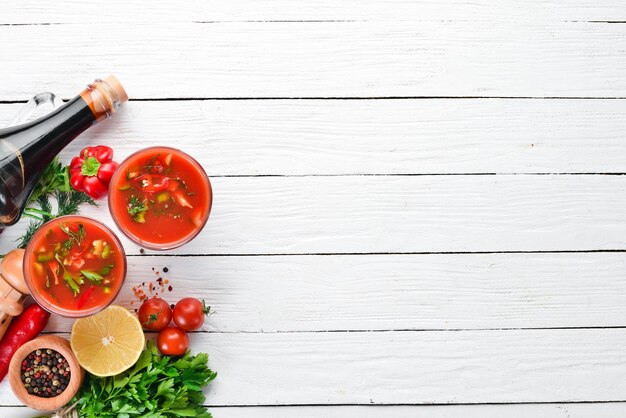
[0,249,29,339]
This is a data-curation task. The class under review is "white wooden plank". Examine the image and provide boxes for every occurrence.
[207,404,626,418]
[0,407,43,418]
[0,403,626,418]
[1,21,625,99]
[3,0,626,24]
[37,253,626,333]
[3,329,626,405]
[3,99,626,175]
[120,329,626,404]
[3,404,626,418]
[2,175,625,255]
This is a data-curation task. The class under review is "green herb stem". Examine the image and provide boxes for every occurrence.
[71,342,216,418]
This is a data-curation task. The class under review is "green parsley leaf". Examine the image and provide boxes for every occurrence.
[64,273,81,296]
[68,341,216,418]
[98,264,114,276]
[128,195,148,223]
[55,253,83,296]
[81,270,104,283]
[128,195,147,216]
[29,158,71,203]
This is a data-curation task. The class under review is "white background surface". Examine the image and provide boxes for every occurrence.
[1,1,626,416]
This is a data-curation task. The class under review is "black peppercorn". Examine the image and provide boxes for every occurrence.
[21,349,71,398]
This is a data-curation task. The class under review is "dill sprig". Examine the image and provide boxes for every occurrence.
[17,190,97,249]
[56,190,97,217]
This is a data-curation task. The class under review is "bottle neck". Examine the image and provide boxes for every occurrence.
[79,78,126,122]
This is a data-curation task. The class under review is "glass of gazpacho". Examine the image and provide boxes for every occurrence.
[108,147,212,250]
[23,216,126,317]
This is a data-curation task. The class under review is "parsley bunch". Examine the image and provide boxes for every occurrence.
[69,342,217,418]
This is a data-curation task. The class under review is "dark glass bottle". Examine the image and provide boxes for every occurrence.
[0,76,128,226]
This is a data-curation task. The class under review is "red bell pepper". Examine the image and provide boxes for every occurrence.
[133,174,170,194]
[70,145,118,199]
[77,285,96,309]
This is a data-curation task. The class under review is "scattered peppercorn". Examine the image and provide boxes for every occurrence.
[132,268,175,303]
[21,349,70,398]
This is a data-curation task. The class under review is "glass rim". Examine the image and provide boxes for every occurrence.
[107,146,212,251]
[23,215,127,318]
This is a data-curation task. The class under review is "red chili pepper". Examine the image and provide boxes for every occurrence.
[0,304,50,382]
[77,285,96,309]
[70,145,118,199]
[133,174,170,194]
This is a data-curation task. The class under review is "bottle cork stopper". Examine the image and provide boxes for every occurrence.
[103,75,129,104]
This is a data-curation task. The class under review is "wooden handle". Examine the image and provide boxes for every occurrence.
[1,249,28,294]
[0,297,23,317]
[0,286,27,340]
[0,249,29,340]
[0,297,23,339]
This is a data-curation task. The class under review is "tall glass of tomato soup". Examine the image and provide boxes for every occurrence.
[108,147,212,250]
[23,216,126,317]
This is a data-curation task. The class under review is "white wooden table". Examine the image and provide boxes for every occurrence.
[1,1,626,417]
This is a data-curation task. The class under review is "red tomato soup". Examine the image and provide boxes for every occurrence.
[24,216,126,317]
[109,147,212,249]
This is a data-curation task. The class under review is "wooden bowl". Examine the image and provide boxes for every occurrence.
[9,335,84,411]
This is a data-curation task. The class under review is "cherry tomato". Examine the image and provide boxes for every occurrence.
[157,327,188,356]
[173,298,211,331]
[137,297,172,331]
